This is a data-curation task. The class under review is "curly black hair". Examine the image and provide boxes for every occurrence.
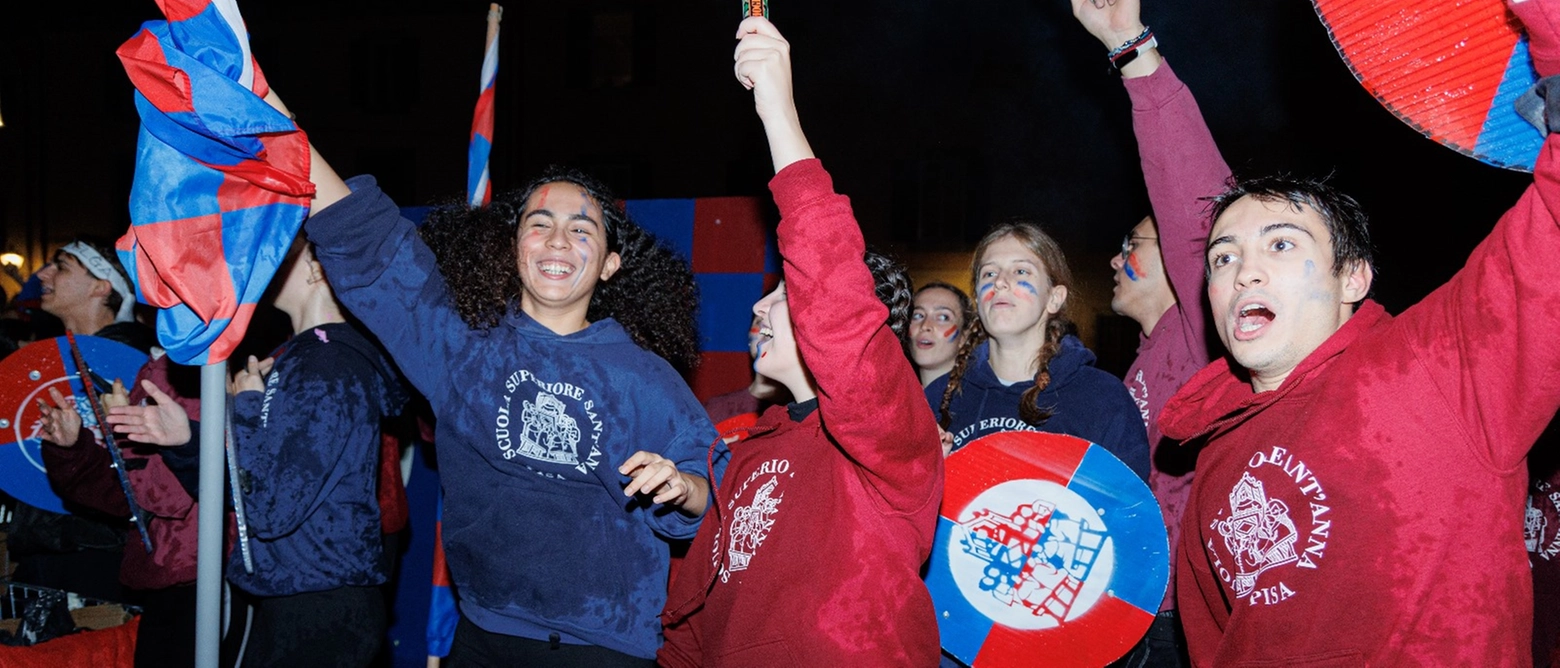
[419,166,701,372]
[863,248,913,359]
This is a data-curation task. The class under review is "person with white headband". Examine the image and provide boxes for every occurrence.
[7,238,155,610]
[35,239,153,351]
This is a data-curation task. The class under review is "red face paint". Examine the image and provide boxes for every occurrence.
[941,325,959,342]
[1125,252,1144,282]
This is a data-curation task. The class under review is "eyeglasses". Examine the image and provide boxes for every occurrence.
[1120,235,1159,260]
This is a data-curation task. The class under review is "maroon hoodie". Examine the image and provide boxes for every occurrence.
[1120,61,1226,611]
[660,160,945,667]
[42,353,202,590]
[1159,108,1560,668]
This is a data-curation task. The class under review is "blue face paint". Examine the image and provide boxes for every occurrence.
[1015,281,1040,296]
[1304,259,1315,276]
[1124,252,1143,282]
[978,283,996,303]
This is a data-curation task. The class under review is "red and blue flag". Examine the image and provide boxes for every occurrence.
[467,4,502,207]
[115,0,313,365]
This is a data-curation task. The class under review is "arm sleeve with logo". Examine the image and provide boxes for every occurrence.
[303,176,470,410]
[769,159,945,514]
[232,342,382,539]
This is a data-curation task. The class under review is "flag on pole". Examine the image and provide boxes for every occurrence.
[430,8,505,659]
[426,492,458,658]
[114,0,313,365]
[467,3,503,207]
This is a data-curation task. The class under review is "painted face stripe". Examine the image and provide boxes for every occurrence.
[1125,253,1143,282]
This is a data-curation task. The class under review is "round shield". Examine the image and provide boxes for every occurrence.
[1314,0,1543,171]
[927,431,1168,668]
[0,336,148,513]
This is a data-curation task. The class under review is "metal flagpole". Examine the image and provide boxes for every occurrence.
[196,364,227,668]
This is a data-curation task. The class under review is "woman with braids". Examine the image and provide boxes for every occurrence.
[659,17,943,667]
[910,282,974,386]
[924,222,1149,480]
[260,89,717,666]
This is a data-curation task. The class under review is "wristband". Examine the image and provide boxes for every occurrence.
[1109,35,1157,76]
[1106,26,1153,60]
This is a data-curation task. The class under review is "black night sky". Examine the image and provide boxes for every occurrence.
[0,0,1535,324]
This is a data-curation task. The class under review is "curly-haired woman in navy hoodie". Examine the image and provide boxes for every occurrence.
[257,87,718,666]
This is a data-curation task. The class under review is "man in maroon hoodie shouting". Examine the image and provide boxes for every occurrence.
[1102,0,1560,664]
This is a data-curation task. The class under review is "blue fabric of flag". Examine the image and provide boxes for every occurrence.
[115,0,313,365]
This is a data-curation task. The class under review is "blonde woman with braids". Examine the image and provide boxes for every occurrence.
[924,221,1149,480]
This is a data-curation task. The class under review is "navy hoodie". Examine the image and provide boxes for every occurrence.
[229,321,406,597]
[304,177,718,660]
[925,335,1150,480]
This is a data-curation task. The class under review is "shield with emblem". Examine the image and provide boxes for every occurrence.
[0,336,148,513]
[927,431,1168,668]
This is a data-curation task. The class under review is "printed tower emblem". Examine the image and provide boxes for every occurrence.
[518,391,582,465]
[1215,471,1299,597]
[727,477,784,573]
[957,499,1107,623]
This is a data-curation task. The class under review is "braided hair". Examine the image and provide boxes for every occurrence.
[419,166,701,372]
[937,220,1074,429]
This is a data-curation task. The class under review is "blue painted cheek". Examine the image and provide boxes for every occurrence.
[1304,259,1315,276]
[1123,263,1139,281]
[978,283,996,303]
[1016,281,1040,296]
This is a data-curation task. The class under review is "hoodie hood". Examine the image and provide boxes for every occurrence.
[1159,300,1390,443]
[963,334,1096,395]
[297,322,410,417]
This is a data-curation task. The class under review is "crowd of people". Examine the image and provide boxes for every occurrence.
[5,0,1560,666]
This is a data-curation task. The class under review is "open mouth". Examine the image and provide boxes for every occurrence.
[537,261,575,278]
[758,326,773,339]
[1234,302,1275,340]
[915,337,935,350]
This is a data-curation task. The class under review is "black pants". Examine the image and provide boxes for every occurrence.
[447,616,655,668]
[124,584,197,668]
[232,586,385,668]
[1111,610,1191,668]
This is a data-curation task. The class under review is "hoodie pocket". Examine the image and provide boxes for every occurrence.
[714,636,799,667]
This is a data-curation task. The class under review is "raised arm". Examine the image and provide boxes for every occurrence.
[738,17,943,509]
[1073,0,1231,317]
[1395,0,1560,472]
[265,90,470,408]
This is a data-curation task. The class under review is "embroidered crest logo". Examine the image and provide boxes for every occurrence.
[495,369,604,476]
[715,458,792,582]
[728,477,783,573]
[1216,472,1298,598]
[1204,446,1331,607]
[517,392,582,465]
[1529,480,1560,561]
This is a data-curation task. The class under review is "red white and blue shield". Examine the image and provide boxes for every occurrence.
[0,336,148,514]
[928,432,1169,667]
[1314,0,1542,171]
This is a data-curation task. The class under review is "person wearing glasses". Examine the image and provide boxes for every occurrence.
[1080,0,1228,658]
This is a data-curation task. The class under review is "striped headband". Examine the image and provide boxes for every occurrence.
[59,242,136,324]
